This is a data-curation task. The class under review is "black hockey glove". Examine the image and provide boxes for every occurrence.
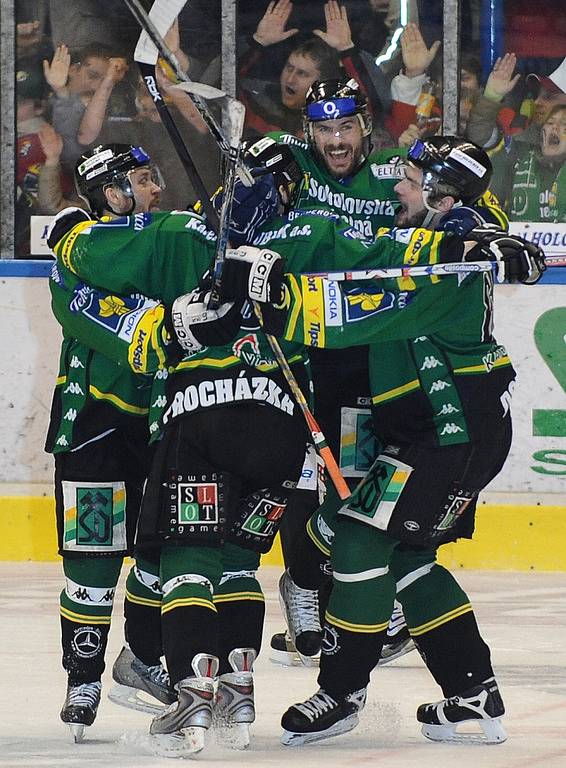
[168,289,243,355]
[465,228,546,284]
[220,246,285,302]
[47,207,92,249]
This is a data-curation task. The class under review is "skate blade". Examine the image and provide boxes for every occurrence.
[269,648,320,668]
[377,638,416,666]
[281,713,359,746]
[421,718,507,745]
[67,723,86,743]
[108,683,166,716]
[148,726,206,757]
[214,722,251,750]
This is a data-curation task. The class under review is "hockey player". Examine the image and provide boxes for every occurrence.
[49,140,543,754]
[219,139,545,747]
[47,144,314,757]
[46,143,175,742]
[255,80,505,666]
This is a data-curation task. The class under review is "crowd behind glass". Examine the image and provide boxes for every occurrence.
[13,0,566,257]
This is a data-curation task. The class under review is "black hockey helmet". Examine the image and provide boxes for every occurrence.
[407,136,492,203]
[241,136,304,207]
[303,78,372,141]
[75,143,161,216]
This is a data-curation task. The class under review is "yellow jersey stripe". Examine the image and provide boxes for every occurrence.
[306,516,331,557]
[410,603,473,636]
[213,592,265,604]
[89,385,149,415]
[372,378,420,404]
[453,356,511,375]
[161,597,217,615]
[125,590,162,609]
[60,607,111,625]
[326,611,390,634]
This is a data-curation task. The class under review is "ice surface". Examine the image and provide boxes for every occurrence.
[1,564,565,767]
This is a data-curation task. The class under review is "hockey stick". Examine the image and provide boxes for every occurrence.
[302,255,566,282]
[127,0,219,225]
[254,304,351,500]
[125,0,237,161]
[125,0,351,499]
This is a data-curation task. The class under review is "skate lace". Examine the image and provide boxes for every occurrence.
[295,690,337,722]
[287,584,321,634]
[67,681,102,708]
[147,663,170,688]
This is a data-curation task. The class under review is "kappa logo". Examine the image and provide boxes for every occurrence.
[152,395,167,408]
[429,379,451,393]
[64,408,77,421]
[56,435,69,447]
[69,355,85,368]
[436,403,460,416]
[64,382,84,395]
[420,356,443,370]
[440,423,464,435]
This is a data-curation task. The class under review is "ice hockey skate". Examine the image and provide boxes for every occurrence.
[60,680,102,743]
[213,648,256,749]
[148,654,218,757]
[269,628,413,668]
[107,645,176,715]
[281,687,366,746]
[269,630,321,667]
[417,677,507,744]
[279,569,322,662]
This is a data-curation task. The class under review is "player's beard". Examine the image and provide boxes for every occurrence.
[322,142,363,178]
[395,205,427,227]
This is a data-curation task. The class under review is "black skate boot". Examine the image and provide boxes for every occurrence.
[214,648,256,749]
[281,687,366,746]
[417,677,507,744]
[108,645,176,715]
[269,630,320,667]
[149,653,218,757]
[279,570,322,661]
[60,680,102,742]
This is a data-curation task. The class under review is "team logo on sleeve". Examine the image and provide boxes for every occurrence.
[69,283,158,341]
[344,287,410,322]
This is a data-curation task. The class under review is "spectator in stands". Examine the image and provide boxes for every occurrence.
[16,57,50,257]
[95,71,220,209]
[467,56,566,152]
[43,43,127,167]
[238,0,343,137]
[489,104,566,222]
[37,124,80,213]
[386,24,486,147]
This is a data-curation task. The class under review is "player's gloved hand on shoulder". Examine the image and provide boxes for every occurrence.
[465,228,546,284]
[168,288,243,354]
[213,173,279,247]
[221,245,285,302]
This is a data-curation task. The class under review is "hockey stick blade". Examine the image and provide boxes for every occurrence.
[171,81,231,101]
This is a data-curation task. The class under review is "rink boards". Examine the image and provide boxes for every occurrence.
[0,255,564,570]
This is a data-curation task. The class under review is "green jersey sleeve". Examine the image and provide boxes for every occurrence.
[52,210,216,305]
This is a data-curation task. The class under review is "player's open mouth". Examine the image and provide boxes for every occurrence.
[326,148,351,163]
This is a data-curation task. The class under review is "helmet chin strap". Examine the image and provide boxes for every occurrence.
[421,172,462,227]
